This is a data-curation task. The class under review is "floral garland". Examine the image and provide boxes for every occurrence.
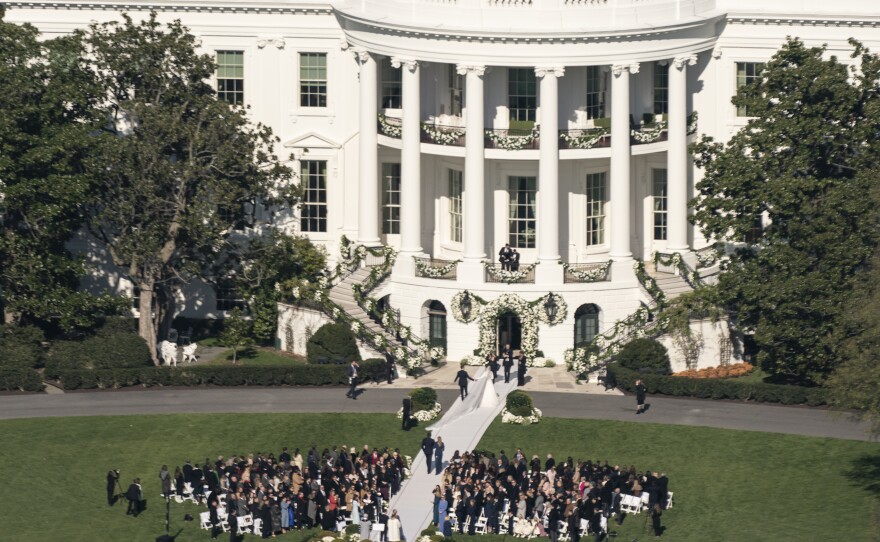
[413,256,460,278]
[396,402,442,422]
[559,128,608,149]
[695,247,718,268]
[631,121,668,143]
[483,261,536,283]
[378,114,401,138]
[460,355,485,366]
[561,260,612,282]
[535,293,567,325]
[687,111,699,135]
[653,251,682,269]
[422,124,465,146]
[634,259,667,306]
[477,294,540,359]
[450,290,485,324]
[529,357,555,368]
[501,406,543,424]
[486,126,540,151]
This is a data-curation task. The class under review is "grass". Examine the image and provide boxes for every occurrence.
[0,414,877,542]
[477,418,880,542]
[208,347,307,366]
[0,413,422,542]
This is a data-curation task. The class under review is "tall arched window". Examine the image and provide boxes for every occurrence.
[427,301,447,351]
[574,304,600,348]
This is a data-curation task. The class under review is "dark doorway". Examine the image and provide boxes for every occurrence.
[497,311,522,353]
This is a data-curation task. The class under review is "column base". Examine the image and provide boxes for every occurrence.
[457,259,486,284]
[535,261,563,285]
[357,237,382,248]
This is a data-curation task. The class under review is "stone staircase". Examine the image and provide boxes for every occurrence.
[648,267,695,300]
[327,268,408,353]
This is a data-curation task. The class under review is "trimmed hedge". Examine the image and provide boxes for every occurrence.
[608,365,827,406]
[0,325,45,369]
[55,359,386,391]
[616,338,671,373]
[306,323,361,364]
[506,390,534,416]
[45,332,152,378]
[409,387,438,412]
[0,368,44,392]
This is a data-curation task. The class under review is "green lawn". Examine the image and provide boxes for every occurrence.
[0,414,876,541]
[208,347,307,366]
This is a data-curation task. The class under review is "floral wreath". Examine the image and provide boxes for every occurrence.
[450,290,482,323]
[535,293,567,325]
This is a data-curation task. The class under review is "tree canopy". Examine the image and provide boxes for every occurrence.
[690,38,880,383]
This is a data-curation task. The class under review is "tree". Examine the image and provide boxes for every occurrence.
[220,307,253,364]
[690,38,880,383]
[0,11,125,331]
[826,251,880,437]
[80,13,295,363]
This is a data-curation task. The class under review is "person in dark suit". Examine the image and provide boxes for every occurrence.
[516,354,527,386]
[453,365,475,399]
[510,249,520,271]
[651,503,662,537]
[210,500,222,539]
[227,507,238,542]
[384,349,396,384]
[499,244,513,270]
[346,360,360,399]
[401,397,412,431]
[635,379,647,414]
[486,353,499,381]
[502,347,514,383]
[547,501,560,542]
[106,469,119,506]
[125,478,142,516]
[611,487,623,525]
[421,433,435,473]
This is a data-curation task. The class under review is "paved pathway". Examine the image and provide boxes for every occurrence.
[0,385,871,441]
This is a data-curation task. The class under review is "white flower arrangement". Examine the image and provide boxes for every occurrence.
[528,357,555,368]
[396,402,442,422]
[477,293,540,360]
[429,346,445,359]
[413,256,460,278]
[535,293,567,325]
[687,111,699,135]
[350,321,361,335]
[348,534,361,542]
[561,261,612,282]
[416,536,433,542]
[422,124,465,146]
[564,347,599,375]
[695,249,718,268]
[460,355,485,366]
[559,128,608,149]
[322,536,337,542]
[483,262,536,283]
[501,406,543,424]
[291,286,300,299]
[378,114,402,138]
[486,126,540,150]
[631,121,667,143]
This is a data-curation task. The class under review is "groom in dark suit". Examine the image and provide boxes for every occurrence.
[453,365,475,399]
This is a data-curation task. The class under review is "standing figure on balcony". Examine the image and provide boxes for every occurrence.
[510,249,520,271]
[499,243,513,270]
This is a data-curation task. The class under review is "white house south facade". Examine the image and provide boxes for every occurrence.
[6,0,880,364]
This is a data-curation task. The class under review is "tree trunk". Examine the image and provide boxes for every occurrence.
[138,281,160,366]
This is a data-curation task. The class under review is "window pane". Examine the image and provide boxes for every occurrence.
[653,169,668,241]
[300,53,328,108]
[586,172,606,246]
[216,50,244,105]
[382,163,401,234]
[508,176,537,248]
[300,160,328,232]
[448,170,463,243]
[653,62,669,115]
[508,68,536,125]
[735,62,765,117]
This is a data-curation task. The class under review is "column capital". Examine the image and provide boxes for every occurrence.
[352,47,372,64]
[672,54,698,70]
[456,64,487,77]
[391,57,420,73]
[611,63,640,76]
[535,66,565,78]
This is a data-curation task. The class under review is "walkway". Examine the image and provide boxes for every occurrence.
[389,368,516,542]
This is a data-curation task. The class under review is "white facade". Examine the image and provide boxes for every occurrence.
[7,0,880,363]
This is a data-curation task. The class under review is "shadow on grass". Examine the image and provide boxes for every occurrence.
[845,453,880,497]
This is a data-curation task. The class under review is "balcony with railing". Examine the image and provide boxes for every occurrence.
[413,256,460,280]
[562,261,612,283]
[484,262,537,284]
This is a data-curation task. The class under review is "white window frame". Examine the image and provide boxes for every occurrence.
[215,50,245,106]
[585,171,607,248]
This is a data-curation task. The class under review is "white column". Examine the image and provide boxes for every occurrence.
[458,64,487,282]
[667,54,696,253]
[356,49,380,246]
[610,63,639,261]
[535,66,565,283]
[395,58,422,263]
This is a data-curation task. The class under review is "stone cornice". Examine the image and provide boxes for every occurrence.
[3,1,333,15]
[727,14,880,27]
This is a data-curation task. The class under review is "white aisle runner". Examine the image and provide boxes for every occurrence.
[389,368,517,542]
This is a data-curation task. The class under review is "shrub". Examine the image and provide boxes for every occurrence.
[505,390,534,416]
[616,338,671,373]
[307,323,361,364]
[0,368,43,391]
[56,359,386,390]
[409,387,438,412]
[0,325,45,369]
[45,331,152,378]
[608,365,826,406]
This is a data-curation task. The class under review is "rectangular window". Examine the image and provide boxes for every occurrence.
[508,176,537,248]
[586,172,606,246]
[300,160,328,233]
[736,62,765,117]
[216,281,246,312]
[216,51,244,105]
[381,58,402,109]
[653,168,668,241]
[508,68,537,126]
[653,62,669,116]
[382,163,401,234]
[586,66,605,120]
[300,53,327,108]
[448,170,463,243]
[449,65,463,117]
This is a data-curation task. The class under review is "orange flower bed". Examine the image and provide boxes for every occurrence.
[673,362,754,379]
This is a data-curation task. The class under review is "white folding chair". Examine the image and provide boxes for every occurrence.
[475,512,488,534]
[639,492,650,512]
[665,491,674,509]
[558,521,570,541]
[217,507,228,532]
[253,517,263,535]
[199,511,211,530]
[619,495,638,514]
[237,514,254,535]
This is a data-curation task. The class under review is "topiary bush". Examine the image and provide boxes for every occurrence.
[0,325,45,369]
[616,338,671,373]
[409,387,438,412]
[306,323,361,364]
[505,390,534,416]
